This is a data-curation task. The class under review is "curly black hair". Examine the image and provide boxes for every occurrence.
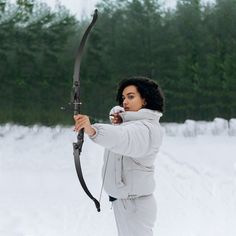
[116,76,165,112]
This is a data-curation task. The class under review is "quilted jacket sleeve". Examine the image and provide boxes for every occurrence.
[89,122,162,158]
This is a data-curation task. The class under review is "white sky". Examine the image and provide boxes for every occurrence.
[40,0,178,19]
[9,0,215,19]
[44,0,99,19]
[45,0,215,19]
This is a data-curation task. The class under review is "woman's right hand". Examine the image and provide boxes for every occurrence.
[110,112,123,124]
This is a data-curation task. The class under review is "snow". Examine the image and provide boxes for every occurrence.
[0,119,236,236]
[162,117,232,137]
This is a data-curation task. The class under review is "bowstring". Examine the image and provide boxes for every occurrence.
[99,152,109,204]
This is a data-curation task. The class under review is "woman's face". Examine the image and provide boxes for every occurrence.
[122,85,146,111]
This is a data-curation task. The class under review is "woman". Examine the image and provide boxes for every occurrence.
[74,76,164,236]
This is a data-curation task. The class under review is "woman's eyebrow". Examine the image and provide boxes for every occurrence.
[122,92,135,96]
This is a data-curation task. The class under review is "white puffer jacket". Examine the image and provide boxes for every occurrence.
[89,107,163,199]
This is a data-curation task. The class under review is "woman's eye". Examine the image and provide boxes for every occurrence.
[122,95,135,100]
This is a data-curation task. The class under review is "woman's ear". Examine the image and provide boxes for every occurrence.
[142,99,147,107]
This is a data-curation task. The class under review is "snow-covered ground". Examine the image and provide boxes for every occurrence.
[0,118,236,236]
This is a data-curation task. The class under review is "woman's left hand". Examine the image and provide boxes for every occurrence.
[73,114,96,136]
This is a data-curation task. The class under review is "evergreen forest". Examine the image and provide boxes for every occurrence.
[0,0,235,125]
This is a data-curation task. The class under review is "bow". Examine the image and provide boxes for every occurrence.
[72,9,100,212]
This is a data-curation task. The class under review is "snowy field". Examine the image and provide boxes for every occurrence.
[0,118,236,236]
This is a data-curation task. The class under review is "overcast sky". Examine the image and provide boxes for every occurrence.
[41,0,178,19]
[9,0,215,19]
[44,0,99,18]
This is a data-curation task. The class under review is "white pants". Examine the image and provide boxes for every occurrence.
[112,195,157,236]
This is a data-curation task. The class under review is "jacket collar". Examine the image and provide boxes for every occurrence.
[120,108,163,122]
